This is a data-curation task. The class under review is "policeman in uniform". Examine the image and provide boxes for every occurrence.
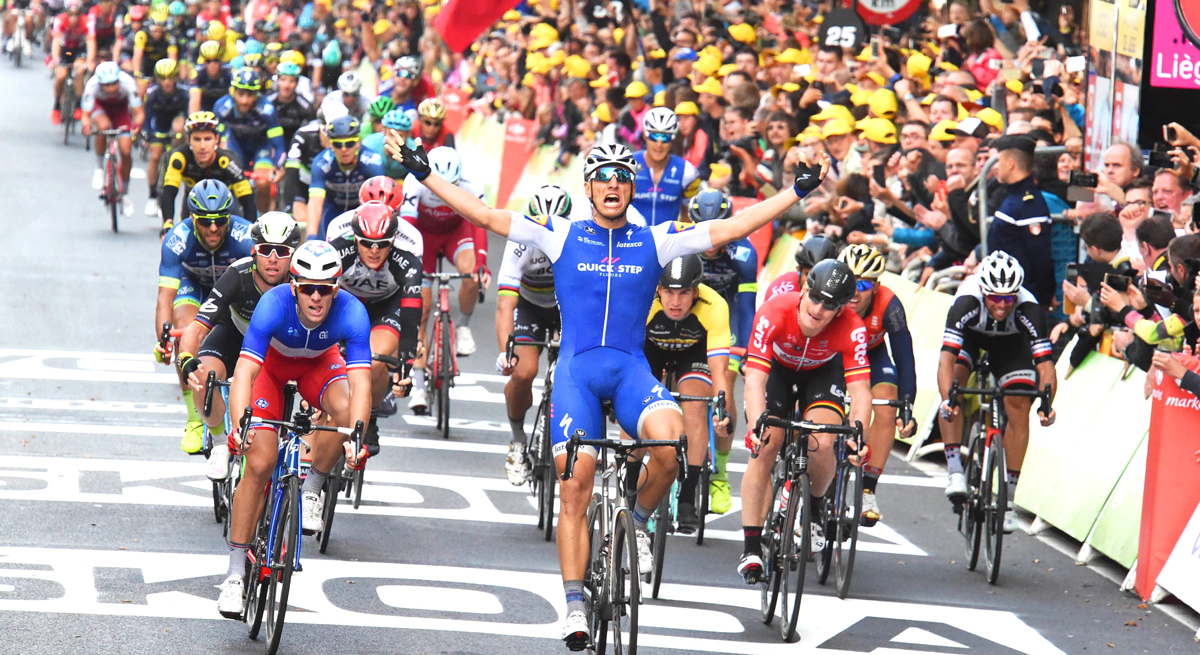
[989,134,1053,306]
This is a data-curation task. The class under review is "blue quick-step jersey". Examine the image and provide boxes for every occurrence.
[158,216,254,292]
[213,94,287,167]
[630,151,700,226]
[239,283,373,369]
[699,238,758,365]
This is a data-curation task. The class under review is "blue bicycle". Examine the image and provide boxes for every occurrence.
[233,386,362,655]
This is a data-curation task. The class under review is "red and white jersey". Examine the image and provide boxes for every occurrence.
[745,291,870,383]
[399,174,485,235]
[54,12,89,50]
[81,69,142,113]
[86,4,122,40]
[762,271,801,306]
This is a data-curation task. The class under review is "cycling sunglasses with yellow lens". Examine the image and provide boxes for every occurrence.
[193,215,229,228]
[331,138,360,149]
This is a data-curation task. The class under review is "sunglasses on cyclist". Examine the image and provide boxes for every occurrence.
[986,294,1016,305]
[421,118,442,127]
[645,131,673,143]
[358,237,392,250]
[193,216,229,228]
[397,69,416,79]
[807,290,845,312]
[855,279,875,292]
[592,166,634,183]
[254,243,294,258]
[331,139,360,149]
[294,282,337,297]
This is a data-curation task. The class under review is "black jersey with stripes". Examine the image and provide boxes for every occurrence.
[194,258,266,335]
[941,274,1052,364]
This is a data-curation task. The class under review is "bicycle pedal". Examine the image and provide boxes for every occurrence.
[295,562,303,573]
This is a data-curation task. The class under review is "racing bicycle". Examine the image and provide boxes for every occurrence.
[203,372,237,535]
[60,66,79,145]
[424,268,473,439]
[96,128,128,232]
[505,332,560,542]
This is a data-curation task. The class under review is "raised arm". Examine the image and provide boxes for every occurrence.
[708,150,830,248]
[385,133,513,237]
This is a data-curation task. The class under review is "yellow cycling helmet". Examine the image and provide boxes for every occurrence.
[417,97,446,121]
[206,21,226,41]
[185,111,220,135]
[838,244,887,279]
[281,49,305,67]
[199,40,221,61]
[150,7,170,24]
[243,52,263,67]
[154,58,179,79]
[264,42,283,61]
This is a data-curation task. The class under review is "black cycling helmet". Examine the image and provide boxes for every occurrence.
[660,254,704,289]
[687,188,732,222]
[805,260,857,309]
[187,179,234,218]
[795,235,838,270]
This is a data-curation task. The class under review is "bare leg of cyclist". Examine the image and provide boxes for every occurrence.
[1002,395,1032,496]
[188,357,229,430]
[314,379,363,472]
[453,247,478,354]
[253,166,273,214]
[409,285,432,411]
[804,405,841,496]
[365,328,399,456]
[631,408,684,529]
[173,303,203,452]
[863,383,898,524]
[53,66,66,110]
[676,376,711,531]
[292,199,308,228]
[504,344,539,484]
[937,363,972,475]
[228,425,277,546]
[117,135,133,185]
[72,59,85,98]
[554,451,597,583]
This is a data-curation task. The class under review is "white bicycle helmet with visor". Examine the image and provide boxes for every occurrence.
[643,106,679,137]
[977,250,1025,295]
[583,143,637,182]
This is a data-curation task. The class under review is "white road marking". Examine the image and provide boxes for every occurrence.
[130,168,146,180]
[0,397,186,415]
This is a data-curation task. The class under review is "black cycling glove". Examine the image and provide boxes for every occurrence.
[401,143,431,181]
[793,160,822,195]
[178,353,201,380]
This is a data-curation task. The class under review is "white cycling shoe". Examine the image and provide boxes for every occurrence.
[121,195,135,218]
[455,326,476,356]
[561,609,590,651]
[91,167,104,190]
[216,576,244,619]
[407,388,428,414]
[1003,508,1019,534]
[737,552,765,584]
[945,471,968,501]
[144,197,158,217]
[206,444,230,481]
[635,529,653,575]
[301,490,323,534]
[505,442,531,486]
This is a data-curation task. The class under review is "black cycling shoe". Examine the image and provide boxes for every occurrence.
[365,419,381,457]
[676,501,699,535]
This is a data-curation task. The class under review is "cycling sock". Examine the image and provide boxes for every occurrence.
[713,450,730,482]
[54,98,60,110]
[678,465,701,505]
[632,502,654,533]
[509,418,527,445]
[1006,469,1020,499]
[455,310,472,328]
[864,465,883,494]
[302,465,327,495]
[563,580,586,616]
[743,526,763,555]
[182,389,200,423]
[623,459,642,498]
[944,445,963,475]
[413,367,426,392]
[227,541,250,578]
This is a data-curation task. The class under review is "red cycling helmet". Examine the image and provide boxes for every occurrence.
[358,175,402,211]
[128,5,148,20]
[352,201,399,241]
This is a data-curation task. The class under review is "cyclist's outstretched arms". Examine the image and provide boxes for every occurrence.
[385,134,512,237]
[708,149,830,248]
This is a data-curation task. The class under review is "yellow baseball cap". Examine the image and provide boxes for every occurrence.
[718,63,737,78]
[729,22,756,44]
[653,91,666,107]
[771,82,800,96]
[821,118,854,138]
[860,118,898,144]
[502,9,521,20]
[624,80,650,99]
[592,103,613,123]
[563,54,590,79]
[694,53,721,77]
[675,101,700,116]
[589,76,611,89]
[775,48,805,64]
[692,77,723,95]
[811,103,856,127]
[850,87,871,107]
[930,119,958,142]
[976,107,1005,132]
[373,19,392,36]
[907,52,932,79]
[869,88,898,120]
[855,46,872,62]
[864,71,887,87]
[709,162,732,180]
[1006,79,1023,94]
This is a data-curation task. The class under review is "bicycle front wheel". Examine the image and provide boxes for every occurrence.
[759,475,785,625]
[984,437,1007,585]
[814,484,834,585]
[245,503,271,639]
[264,476,301,655]
[778,473,810,643]
[696,465,710,546]
[439,316,453,439]
[834,462,864,599]
[317,461,342,554]
[964,425,985,571]
[534,398,556,541]
[650,492,670,599]
[586,494,608,653]
[608,508,641,654]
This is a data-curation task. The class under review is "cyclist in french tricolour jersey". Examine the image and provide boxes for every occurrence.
[632,107,700,226]
[388,134,830,651]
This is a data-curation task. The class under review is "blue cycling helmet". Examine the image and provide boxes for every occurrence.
[381,108,412,131]
[688,188,732,222]
[243,39,264,55]
[322,41,342,67]
[187,179,234,218]
[298,14,315,30]
[95,61,121,84]
[168,0,185,16]
[230,67,262,92]
[228,54,245,69]
[326,115,361,139]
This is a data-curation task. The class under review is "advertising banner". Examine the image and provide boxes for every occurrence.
[1150,0,1200,88]
[1084,0,1118,168]
[1156,502,1200,612]
[495,118,538,210]
[441,88,470,137]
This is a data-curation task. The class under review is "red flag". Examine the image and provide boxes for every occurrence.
[496,118,538,210]
[432,0,521,54]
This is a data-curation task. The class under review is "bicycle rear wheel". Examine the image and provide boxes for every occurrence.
[245,509,271,639]
[608,508,640,654]
[352,463,365,509]
[438,315,453,439]
[963,426,985,571]
[317,461,342,554]
[534,398,556,541]
[695,465,710,545]
[13,31,21,67]
[264,476,301,655]
[834,462,864,599]
[984,437,1007,585]
[778,473,810,643]
[62,88,76,146]
[814,483,834,585]
[104,153,120,233]
[759,475,785,625]
[650,492,670,599]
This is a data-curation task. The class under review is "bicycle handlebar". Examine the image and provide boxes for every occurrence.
[237,407,365,456]
[97,129,131,136]
[560,430,688,482]
[504,333,561,368]
[872,395,914,429]
[751,410,860,459]
[423,272,474,282]
[203,370,231,417]
[947,381,1053,417]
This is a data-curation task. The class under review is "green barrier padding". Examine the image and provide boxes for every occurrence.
[1015,352,1147,541]
[456,114,505,206]
[901,279,954,442]
[1085,431,1148,569]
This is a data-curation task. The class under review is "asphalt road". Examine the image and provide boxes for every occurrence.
[0,60,1196,655]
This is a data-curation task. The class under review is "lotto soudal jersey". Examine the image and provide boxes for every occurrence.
[744,291,870,382]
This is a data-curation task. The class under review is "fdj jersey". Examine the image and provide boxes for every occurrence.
[631,151,699,226]
[239,283,372,367]
[213,94,286,168]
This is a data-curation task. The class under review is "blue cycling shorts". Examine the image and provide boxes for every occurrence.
[868,344,897,389]
[550,347,681,459]
[174,275,210,308]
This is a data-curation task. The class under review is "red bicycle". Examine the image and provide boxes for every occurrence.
[424,269,473,440]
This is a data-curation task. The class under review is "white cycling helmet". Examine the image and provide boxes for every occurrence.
[528,184,573,218]
[643,106,679,136]
[290,240,343,281]
[427,146,462,185]
[96,61,121,85]
[319,100,348,126]
[977,250,1024,295]
[583,143,637,181]
[251,211,302,248]
[395,55,421,77]
[337,70,362,95]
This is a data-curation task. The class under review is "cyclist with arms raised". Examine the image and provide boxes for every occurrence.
[216,240,372,619]
[837,245,918,525]
[737,259,873,583]
[632,107,700,226]
[387,134,829,650]
[938,251,1057,532]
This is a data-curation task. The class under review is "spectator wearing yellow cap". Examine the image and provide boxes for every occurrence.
[618,80,652,145]
[672,101,714,176]
[928,119,958,163]
[868,88,898,121]
[821,117,864,183]
[859,118,898,156]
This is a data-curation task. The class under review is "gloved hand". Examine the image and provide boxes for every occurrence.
[399,143,430,181]
[178,353,200,379]
[793,158,823,195]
